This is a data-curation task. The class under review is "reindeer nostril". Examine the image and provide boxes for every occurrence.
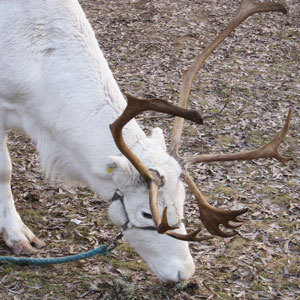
[177,271,183,282]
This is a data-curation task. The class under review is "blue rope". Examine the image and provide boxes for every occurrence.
[0,245,109,266]
[0,232,123,266]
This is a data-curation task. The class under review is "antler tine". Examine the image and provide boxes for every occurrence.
[167,229,213,242]
[170,0,287,156]
[184,108,293,167]
[110,94,203,233]
[183,170,248,238]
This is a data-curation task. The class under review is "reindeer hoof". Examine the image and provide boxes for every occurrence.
[2,223,46,255]
[11,237,45,255]
[12,241,38,255]
[31,236,46,249]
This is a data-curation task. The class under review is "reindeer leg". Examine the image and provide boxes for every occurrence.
[0,120,45,254]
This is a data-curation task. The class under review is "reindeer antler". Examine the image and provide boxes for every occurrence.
[170,0,287,156]
[169,0,289,239]
[110,0,290,242]
[110,94,203,233]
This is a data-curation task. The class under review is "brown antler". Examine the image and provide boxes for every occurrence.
[110,0,290,242]
[168,0,289,239]
[170,0,287,156]
[184,108,293,167]
[110,94,203,233]
[183,170,248,237]
[180,109,292,238]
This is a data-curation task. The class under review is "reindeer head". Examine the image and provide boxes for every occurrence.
[107,127,184,232]
[106,131,195,281]
[108,0,290,282]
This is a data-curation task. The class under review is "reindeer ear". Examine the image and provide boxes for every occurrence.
[106,156,144,188]
[151,128,166,151]
[106,156,131,175]
[106,155,139,188]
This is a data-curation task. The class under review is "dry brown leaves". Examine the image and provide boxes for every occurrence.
[1,0,299,299]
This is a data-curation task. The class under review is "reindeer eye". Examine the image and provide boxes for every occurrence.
[142,211,152,219]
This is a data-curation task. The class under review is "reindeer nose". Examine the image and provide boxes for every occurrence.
[177,271,189,282]
[176,262,195,282]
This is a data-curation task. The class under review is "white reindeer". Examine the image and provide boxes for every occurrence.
[0,0,291,282]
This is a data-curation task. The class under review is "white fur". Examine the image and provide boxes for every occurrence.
[0,0,194,282]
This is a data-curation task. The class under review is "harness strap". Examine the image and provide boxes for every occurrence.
[112,190,157,231]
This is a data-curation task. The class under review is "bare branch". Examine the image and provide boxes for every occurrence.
[204,98,231,119]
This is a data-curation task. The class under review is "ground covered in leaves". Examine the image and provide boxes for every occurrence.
[0,0,299,299]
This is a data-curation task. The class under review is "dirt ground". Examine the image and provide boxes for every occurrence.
[0,0,299,299]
